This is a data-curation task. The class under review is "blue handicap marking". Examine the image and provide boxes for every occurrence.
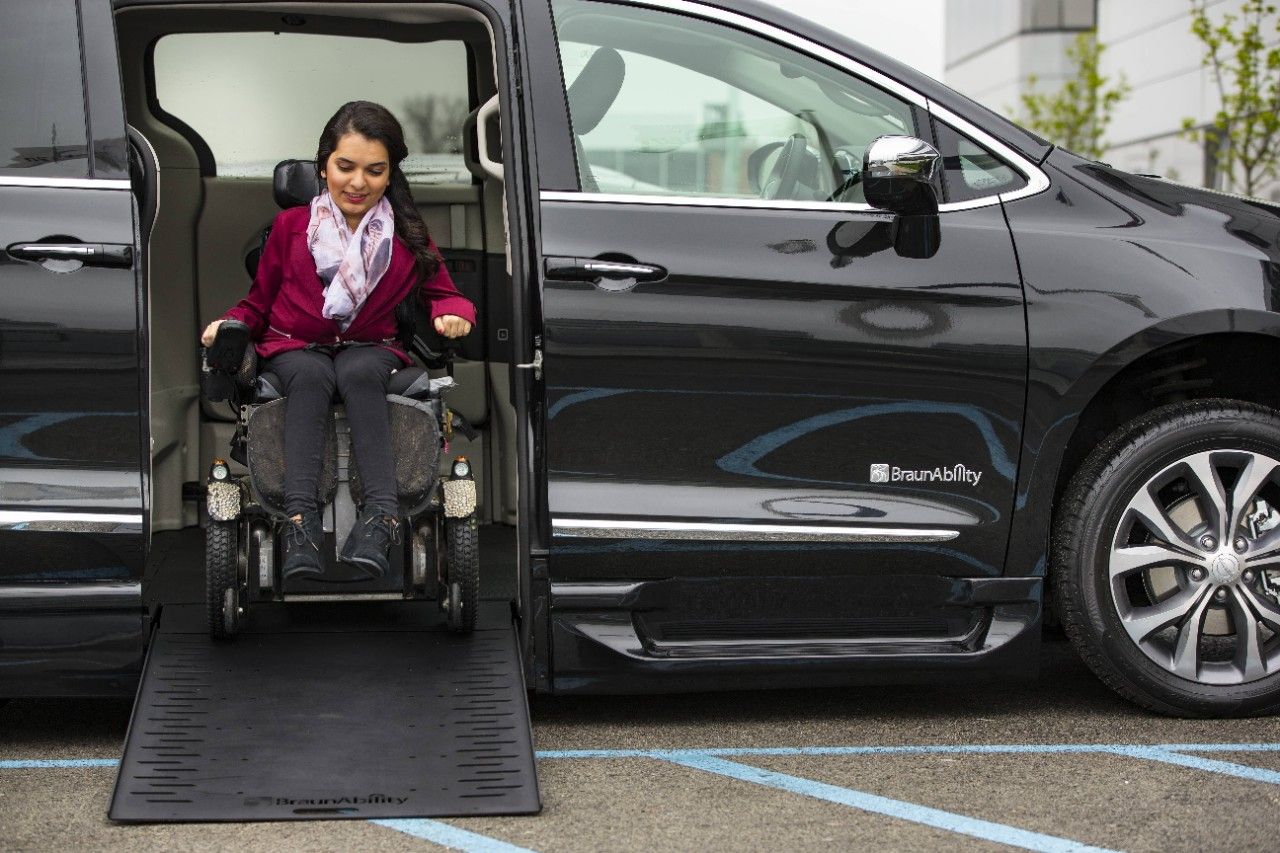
[372,818,538,852]
[661,753,1117,853]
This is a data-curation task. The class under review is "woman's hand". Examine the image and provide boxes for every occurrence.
[434,314,473,339]
[201,319,226,347]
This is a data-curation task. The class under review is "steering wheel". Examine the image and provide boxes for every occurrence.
[760,133,810,200]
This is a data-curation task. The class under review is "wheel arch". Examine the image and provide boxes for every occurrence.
[1051,312,1280,517]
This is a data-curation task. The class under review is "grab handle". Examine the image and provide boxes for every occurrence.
[476,95,503,182]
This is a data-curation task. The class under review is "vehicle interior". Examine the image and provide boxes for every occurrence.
[112,2,520,608]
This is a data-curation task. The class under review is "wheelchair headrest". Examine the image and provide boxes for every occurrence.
[273,159,320,209]
[567,47,625,135]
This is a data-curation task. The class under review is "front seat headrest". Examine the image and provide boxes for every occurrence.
[566,47,625,135]
[274,159,320,209]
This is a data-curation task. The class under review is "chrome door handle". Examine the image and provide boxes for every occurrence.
[544,256,667,288]
[8,242,133,268]
[581,261,662,277]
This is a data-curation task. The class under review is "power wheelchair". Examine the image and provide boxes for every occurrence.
[199,160,479,640]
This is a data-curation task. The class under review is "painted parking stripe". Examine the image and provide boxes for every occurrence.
[372,819,538,852]
[1159,742,1280,752]
[663,753,1117,853]
[1112,746,1280,785]
[0,759,119,769]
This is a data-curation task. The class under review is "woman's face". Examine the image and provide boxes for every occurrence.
[321,132,391,226]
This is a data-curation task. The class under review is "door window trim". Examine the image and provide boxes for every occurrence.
[545,0,1051,214]
[0,176,131,190]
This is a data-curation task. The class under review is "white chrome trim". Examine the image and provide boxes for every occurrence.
[552,518,959,542]
[541,190,882,215]
[0,510,143,531]
[929,100,1051,208]
[0,176,130,190]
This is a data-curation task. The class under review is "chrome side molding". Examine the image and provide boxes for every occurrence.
[552,518,959,542]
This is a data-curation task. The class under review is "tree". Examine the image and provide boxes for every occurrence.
[1182,0,1280,197]
[1018,32,1130,161]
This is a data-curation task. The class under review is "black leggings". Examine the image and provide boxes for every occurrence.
[265,346,402,517]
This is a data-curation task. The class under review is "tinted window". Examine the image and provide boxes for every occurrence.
[0,0,88,177]
[934,120,1027,203]
[550,0,917,203]
[153,33,470,183]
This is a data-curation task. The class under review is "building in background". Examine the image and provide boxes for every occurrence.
[945,0,1280,200]
[946,0,1096,120]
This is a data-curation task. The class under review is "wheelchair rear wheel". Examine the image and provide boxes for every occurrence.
[206,519,242,639]
[444,514,479,633]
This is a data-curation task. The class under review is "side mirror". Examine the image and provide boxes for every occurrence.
[862,135,941,216]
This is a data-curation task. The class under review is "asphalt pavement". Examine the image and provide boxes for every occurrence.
[3,636,1279,852]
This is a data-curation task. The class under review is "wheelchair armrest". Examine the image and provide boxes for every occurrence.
[201,320,258,403]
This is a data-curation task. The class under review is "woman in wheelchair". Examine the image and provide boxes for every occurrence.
[200,101,474,581]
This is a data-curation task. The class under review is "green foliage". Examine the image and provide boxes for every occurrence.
[1182,0,1280,197]
[1019,32,1130,161]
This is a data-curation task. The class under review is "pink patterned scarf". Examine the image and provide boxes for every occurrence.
[307,190,395,332]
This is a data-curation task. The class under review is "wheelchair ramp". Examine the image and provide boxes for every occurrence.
[109,602,540,822]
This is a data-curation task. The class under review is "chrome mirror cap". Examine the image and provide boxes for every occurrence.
[863,135,941,215]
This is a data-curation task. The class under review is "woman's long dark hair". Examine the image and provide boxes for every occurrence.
[316,100,441,282]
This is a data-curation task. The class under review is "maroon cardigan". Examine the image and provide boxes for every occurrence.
[221,205,477,365]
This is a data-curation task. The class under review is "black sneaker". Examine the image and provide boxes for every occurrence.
[338,506,400,579]
[281,511,325,580]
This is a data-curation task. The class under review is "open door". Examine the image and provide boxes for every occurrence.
[0,0,147,697]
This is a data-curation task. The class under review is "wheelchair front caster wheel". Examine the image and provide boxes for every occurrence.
[206,519,242,639]
[444,515,478,633]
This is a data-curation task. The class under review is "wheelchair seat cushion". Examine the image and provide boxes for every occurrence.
[246,398,339,513]
[349,395,443,516]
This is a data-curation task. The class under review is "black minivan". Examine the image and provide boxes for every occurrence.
[5,0,1280,722]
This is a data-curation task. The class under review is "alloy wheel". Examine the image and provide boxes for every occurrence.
[1109,449,1280,685]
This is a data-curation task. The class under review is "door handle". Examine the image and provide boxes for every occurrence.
[544,256,667,292]
[7,242,133,268]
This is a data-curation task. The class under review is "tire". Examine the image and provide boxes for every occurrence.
[445,514,479,633]
[206,519,241,640]
[1054,399,1280,717]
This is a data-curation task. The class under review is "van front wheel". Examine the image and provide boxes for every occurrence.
[1054,400,1280,717]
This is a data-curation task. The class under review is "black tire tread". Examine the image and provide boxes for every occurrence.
[446,514,479,633]
[1053,398,1280,718]
[206,520,238,640]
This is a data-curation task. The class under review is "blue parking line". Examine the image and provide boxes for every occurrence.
[663,753,1117,853]
[0,759,119,769]
[536,745,1116,759]
[1159,742,1280,752]
[1112,746,1280,785]
[371,819,538,852]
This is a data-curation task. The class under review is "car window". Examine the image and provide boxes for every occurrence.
[0,0,88,178]
[933,120,1028,203]
[153,33,471,183]
[549,0,918,203]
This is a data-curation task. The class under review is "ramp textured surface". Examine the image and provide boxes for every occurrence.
[109,603,539,822]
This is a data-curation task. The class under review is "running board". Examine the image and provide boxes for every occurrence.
[109,601,539,822]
